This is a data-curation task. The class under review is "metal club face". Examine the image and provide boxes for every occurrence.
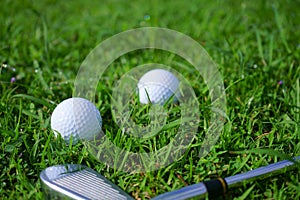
[40,164,134,200]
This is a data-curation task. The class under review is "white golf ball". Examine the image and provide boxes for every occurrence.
[50,97,102,144]
[138,69,179,104]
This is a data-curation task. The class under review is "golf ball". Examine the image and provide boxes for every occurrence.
[137,69,179,104]
[50,97,102,144]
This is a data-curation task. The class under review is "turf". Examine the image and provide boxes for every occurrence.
[1,0,300,199]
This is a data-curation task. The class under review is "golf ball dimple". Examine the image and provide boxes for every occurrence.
[138,69,179,104]
[50,97,102,144]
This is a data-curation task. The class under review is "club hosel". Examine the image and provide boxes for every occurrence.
[203,178,228,199]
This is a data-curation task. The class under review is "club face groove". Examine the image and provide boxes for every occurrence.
[40,164,134,200]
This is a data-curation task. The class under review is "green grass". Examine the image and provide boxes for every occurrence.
[1,0,300,199]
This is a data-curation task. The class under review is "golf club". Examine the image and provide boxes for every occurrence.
[40,156,299,200]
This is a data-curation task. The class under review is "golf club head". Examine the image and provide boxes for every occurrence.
[40,164,134,200]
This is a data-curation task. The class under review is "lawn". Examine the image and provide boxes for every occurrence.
[1,0,300,199]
